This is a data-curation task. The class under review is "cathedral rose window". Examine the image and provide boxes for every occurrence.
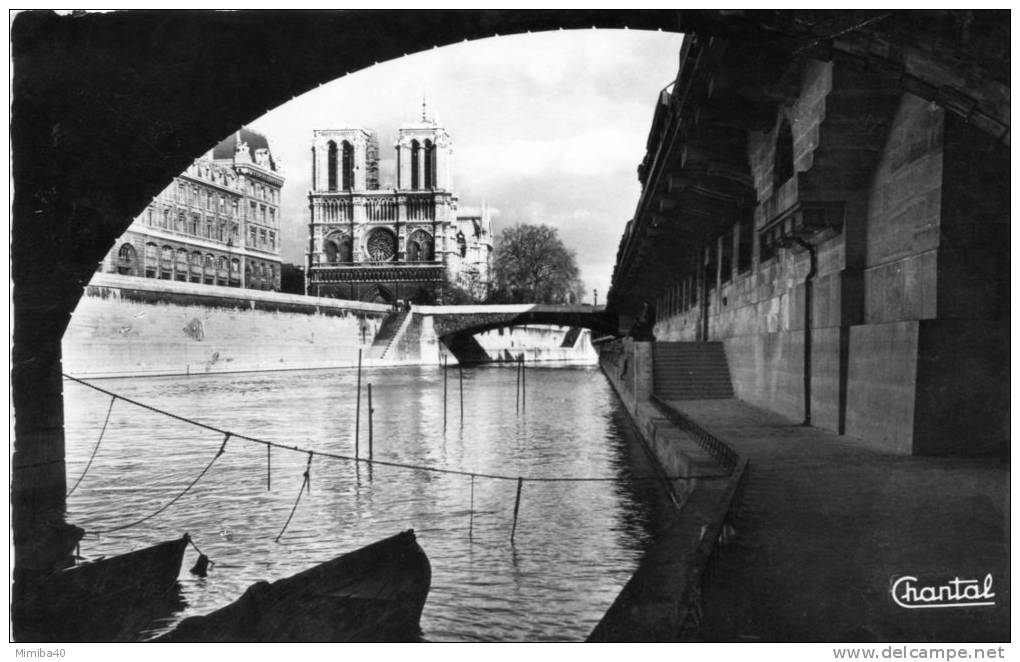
[366,229,396,261]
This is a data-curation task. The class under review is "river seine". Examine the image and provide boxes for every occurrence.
[63,364,658,642]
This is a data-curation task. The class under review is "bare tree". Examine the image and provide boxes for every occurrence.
[492,224,584,304]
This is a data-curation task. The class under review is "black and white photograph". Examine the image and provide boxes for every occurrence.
[9,8,1011,654]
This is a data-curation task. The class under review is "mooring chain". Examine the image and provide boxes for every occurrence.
[87,433,230,536]
[66,394,117,498]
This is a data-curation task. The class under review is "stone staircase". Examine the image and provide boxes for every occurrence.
[366,310,410,360]
[653,342,734,400]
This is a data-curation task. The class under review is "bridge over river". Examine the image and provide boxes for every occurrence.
[367,304,618,365]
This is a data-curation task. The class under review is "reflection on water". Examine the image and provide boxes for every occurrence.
[63,364,655,642]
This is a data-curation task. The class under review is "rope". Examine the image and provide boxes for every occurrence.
[64,372,730,484]
[87,433,230,535]
[275,453,313,543]
[66,394,116,498]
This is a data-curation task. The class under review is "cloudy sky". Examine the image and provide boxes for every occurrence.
[248,28,685,303]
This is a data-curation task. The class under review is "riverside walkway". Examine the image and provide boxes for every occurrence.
[657,398,1009,642]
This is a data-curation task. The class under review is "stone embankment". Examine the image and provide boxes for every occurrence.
[63,274,596,378]
[592,338,1008,642]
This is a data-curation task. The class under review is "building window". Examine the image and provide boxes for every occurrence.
[117,243,137,276]
[260,229,267,247]
[260,205,267,223]
[365,228,396,262]
[410,140,420,190]
[342,140,354,190]
[424,139,435,189]
[774,118,794,191]
[189,213,199,235]
[232,199,239,218]
[268,230,276,250]
[327,141,338,191]
[269,208,276,226]
[406,229,433,262]
[248,226,257,246]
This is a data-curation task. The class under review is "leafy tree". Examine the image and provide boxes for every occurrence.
[492,224,584,304]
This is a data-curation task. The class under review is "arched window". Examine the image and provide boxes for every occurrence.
[327,141,338,191]
[406,230,433,262]
[175,249,188,281]
[324,237,339,263]
[410,140,420,190]
[341,140,354,190]
[774,118,794,190]
[218,256,228,272]
[424,139,435,189]
[117,243,137,275]
[204,253,215,270]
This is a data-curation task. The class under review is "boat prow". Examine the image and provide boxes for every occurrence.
[155,529,431,642]
[13,534,189,642]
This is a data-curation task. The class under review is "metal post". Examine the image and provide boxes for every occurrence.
[510,477,524,543]
[459,362,464,426]
[443,355,448,433]
[355,348,362,459]
[468,474,475,539]
[368,383,374,461]
[521,355,526,414]
[515,355,521,413]
[267,445,271,491]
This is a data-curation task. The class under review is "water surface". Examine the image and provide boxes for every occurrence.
[63,364,655,642]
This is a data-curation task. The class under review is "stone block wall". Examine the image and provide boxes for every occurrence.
[62,278,388,377]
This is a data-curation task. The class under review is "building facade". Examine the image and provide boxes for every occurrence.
[306,113,492,303]
[98,128,285,291]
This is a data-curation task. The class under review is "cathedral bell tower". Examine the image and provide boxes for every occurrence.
[395,102,452,192]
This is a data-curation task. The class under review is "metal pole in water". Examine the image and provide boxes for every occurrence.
[468,474,475,539]
[521,355,526,414]
[459,362,464,426]
[510,477,524,544]
[355,348,362,460]
[443,355,448,433]
[267,445,271,491]
[368,383,374,461]
[515,354,521,413]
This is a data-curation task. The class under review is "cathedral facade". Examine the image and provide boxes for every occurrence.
[306,113,492,304]
[98,128,285,291]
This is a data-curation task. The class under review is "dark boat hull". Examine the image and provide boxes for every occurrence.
[155,529,431,642]
[13,535,189,642]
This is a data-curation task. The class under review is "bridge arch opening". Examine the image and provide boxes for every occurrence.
[12,9,1010,590]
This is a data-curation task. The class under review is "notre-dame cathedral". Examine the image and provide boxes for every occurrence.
[306,109,492,304]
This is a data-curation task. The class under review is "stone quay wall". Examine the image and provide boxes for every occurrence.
[62,274,392,378]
